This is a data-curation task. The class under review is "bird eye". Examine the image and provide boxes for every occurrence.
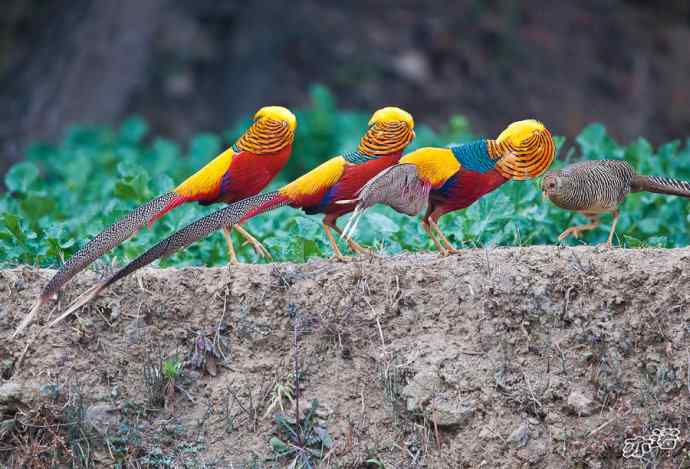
[282,121,287,127]
[549,182,555,188]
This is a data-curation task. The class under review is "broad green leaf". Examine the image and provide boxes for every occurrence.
[2,213,26,244]
[365,213,399,234]
[189,133,222,166]
[118,116,149,143]
[5,162,39,193]
[19,194,56,222]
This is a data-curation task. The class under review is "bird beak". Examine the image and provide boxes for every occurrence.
[541,190,548,201]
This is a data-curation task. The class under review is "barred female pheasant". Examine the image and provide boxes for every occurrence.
[15,106,296,336]
[541,159,690,247]
[341,119,555,254]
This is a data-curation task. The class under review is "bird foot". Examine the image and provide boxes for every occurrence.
[329,254,353,262]
[241,239,273,260]
[558,227,581,241]
[436,246,450,257]
[347,241,373,256]
[443,245,461,255]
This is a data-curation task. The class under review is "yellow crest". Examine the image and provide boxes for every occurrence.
[496,119,545,145]
[368,107,415,128]
[253,106,297,130]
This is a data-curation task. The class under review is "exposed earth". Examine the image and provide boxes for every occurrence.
[1,246,689,467]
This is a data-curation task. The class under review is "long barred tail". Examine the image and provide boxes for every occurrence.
[102,191,287,289]
[39,192,184,302]
[14,192,186,337]
[48,191,289,325]
[632,175,690,198]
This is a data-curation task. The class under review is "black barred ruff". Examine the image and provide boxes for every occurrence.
[358,121,414,156]
[488,127,555,180]
[235,118,294,154]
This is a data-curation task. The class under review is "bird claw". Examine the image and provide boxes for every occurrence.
[558,228,581,241]
[347,241,373,256]
[241,239,273,260]
[329,254,353,262]
[228,257,241,266]
[436,246,450,257]
[439,243,461,255]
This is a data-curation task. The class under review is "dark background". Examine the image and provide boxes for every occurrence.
[2,0,690,176]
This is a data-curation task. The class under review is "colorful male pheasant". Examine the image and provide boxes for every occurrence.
[342,120,555,254]
[15,106,296,336]
[541,159,690,247]
[42,107,415,325]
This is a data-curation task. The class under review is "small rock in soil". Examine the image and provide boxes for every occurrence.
[0,382,41,411]
[508,421,529,448]
[432,399,476,428]
[402,371,441,413]
[85,404,118,434]
[566,389,595,416]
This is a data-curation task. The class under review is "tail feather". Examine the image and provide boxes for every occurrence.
[54,191,290,319]
[12,298,42,338]
[146,194,187,228]
[14,192,184,336]
[341,164,429,240]
[632,175,690,198]
[37,192,184,303]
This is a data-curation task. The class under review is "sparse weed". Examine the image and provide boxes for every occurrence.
[143,346,183,410]
[270,399,334,468]
[268,306,335,469]
[1,382,95,468]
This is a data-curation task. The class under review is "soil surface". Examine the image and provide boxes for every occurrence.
[1,247,689,468]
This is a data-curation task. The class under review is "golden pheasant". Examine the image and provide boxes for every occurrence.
[541,159,690,247]
[46,107,415,324]
[341,120,555,254]
[15,106,296,336]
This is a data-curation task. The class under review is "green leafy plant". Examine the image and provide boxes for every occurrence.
[269,399,333,468]
[2,87,690,270]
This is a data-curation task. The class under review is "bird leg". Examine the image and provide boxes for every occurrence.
[234,225,272,260]
[428,218,460,255]
[605,210,620,249]
[557,214,600,242]
[324,217,372,255]
[421,220,448,256]
[222,227,240,265]
[322,223,352,262]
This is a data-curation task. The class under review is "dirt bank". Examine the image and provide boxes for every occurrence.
[1,247,689,467]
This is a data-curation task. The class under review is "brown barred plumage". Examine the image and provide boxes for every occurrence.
[358,121,414,156]
[235,118,294,154]
[542,159,690,247]
[489,126,555,180]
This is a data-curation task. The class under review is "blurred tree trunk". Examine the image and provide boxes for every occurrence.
[219,0,293,123]
[0,0,165,174]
